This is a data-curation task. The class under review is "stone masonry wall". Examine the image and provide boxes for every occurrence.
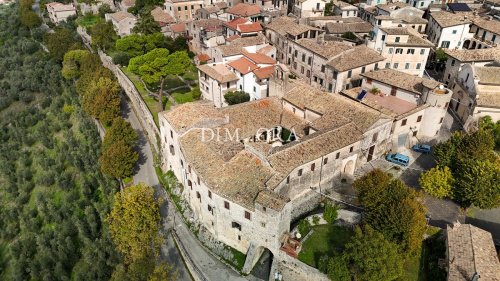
[97,50,160,154]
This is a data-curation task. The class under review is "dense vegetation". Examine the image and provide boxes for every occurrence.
[0,4,120,280]
[421,119,500,209]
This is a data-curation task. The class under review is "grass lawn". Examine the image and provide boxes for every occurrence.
[182,67,198,81]
[165,75,186,90]
[76,14,101,28]
[298,224,352,268]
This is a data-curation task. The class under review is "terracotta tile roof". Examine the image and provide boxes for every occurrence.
[447,223,500,281]
[361,69,441,95]
[238,22,262,33]
[430,11,471,28]
[226,34,241,42]
[196,53,210,62]
[333,1,357,10]
[475,65,500,85]
[227,3,262,17]
[382,27,434,47]
[121,0,135,7]
[444,48,500,62]
[327,45,385,72]
[228,57,259,74]
[198,63,239,83]
[325,22,373,34]
[162,101,225,133]
[225,17,248,30]
[473,17,500,36]
[242,51,276,64]
[257,45,274,55]
[215,1,227,9]
[151,7,175,24]
[108,11,136,22]
[265,16,320,37]
[46,2,75,12]
[192,18,224,29]
[170,23,186,33]
[217,34,266,56]
[253,65,275,79]
[377,2,408,13]
[295,38,351,59]
[200,5,220,14]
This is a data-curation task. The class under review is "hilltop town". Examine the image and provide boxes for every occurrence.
[1,0,499,280]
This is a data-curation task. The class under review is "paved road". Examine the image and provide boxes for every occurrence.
[121,98,192,281]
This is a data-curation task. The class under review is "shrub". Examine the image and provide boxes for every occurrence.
[419,166,454,199]
[312,215,320,225]
[324,202,339,224]
[298,219,311,237]
[224,91,250,105]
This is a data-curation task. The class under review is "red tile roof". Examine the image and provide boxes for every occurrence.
[225,17,248,30]
[243,51,276,64]
[170,23,186,33]
[197,53,211,62]
[227,3,262,17]
[226,34,241,42]
[253,66,275,80]
[237,22,262,33]
[228,57,259,75]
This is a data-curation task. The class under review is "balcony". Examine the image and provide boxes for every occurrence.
[312,7,324,12]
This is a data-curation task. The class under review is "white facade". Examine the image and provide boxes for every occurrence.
[46,2,77,24]
[426,13,473,49]
[293,0,326,18]
[105,12,137,37]
[405,0,433,9]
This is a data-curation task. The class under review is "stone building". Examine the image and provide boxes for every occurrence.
[46,2,77,24]
[426,11,473,49]
[292,0,327,19]
[265,16,323,64]
[159,77,394,274]
[465,17,500,49]
[344,69,453,148]
[450,63,500,129]
[188,18,225,56]
[286,38,385,93]
[442,48,500,87]
[446,223,500,281]
[332,1,358,18]
[367,26,433,77]
[164,0,204,21]
[105,11,137,37]
[150,7,176,35]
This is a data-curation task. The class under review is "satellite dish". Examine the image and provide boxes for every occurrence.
[296,232,302,239]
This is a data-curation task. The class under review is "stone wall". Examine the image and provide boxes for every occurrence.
[97,50,161,154]
[270,250,330,281]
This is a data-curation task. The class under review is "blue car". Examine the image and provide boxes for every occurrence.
[386,153,410,166]
[412,144,431,154]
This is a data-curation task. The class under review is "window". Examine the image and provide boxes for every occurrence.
[440,41,450,48]
[444,102,449,108]
[286,176,290,184]
[288,46,292,53]
[333,71,338,79]
[413,131,417,137]
[180,160,183,167]
[323,157,328,165]
[407,49,415,54]
[253,86,256,92]
[336,152,340,159]
[208,190,212,199]
[347,70,352,78]
[197,176,200,185]
[391,86,397,96]
[224,201,230,209]
[385,63,390,68]
[328,83,333,91]
[451,59,455,66]
[231,222,241,231]
[452,30,457,34]
[298,169,303,176]
[188,180,192,189]
[395,36,400,42]
[393,63,399,69]
[208,205,212,212]
[293,62,297,69]
[402,119,407,126]
[294,50,298,57]
[306,70,310,78]
[196,191,201,201]
[388,48,394,54]
[311,163,315,171]
[416,63,421,70]
[395,48,403,54]
[302,54,305,62]
[405,63,410,69]
[420,49,425,55]
[361,66,365,73]
[261,222,266,228]
[321,65,325,73]
[372,132,378,142]
[227,82,230,88]
[375,63,379,70]
[308,57,312,65]
[417,115,422,122]
[465,73,470,82]
[381,34,386,41]
[177,7,181,11]
[170,130,173,138]
[492,34,497,42]
[349,146,353,153]
[439,117,444,124]
[245,211,251,220]
[184,6,187,10]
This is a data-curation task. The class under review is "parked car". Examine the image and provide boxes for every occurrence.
[412,144,431,154]
[386,153,410,166]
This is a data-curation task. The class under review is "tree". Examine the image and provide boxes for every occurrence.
[323,201,339,224]
[479,116,500,150]
[108,184,161,264]
[62,49,90,80]
[133,12,161,35]
[115,33,166,58]
[81,77,121,125]
[433,132,463,168]
[20,9,41,28]
[224,91,250,105]
[324,1,334,16]
[103,117,138,150]
[112,51,131,66]
[44,27,81,61]
[435,48,448,62]
[454,158,500,209]
[128,49,191,110]
[419,166,454,199]
[148,263,178,281]
[344,225,404,281]
[98,4,113,18]
[129,0,164,14]
[327,255,351,281]
[354,170,427,254]
[91,21,117,51]
[99,139,138,179]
